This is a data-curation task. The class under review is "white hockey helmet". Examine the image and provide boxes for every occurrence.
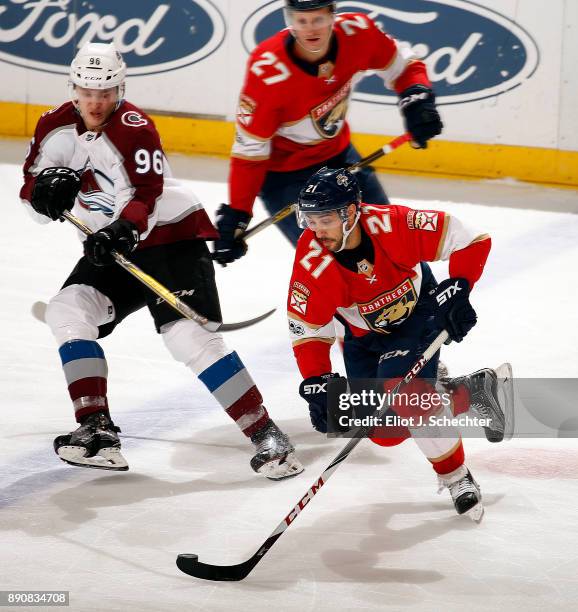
[69,42,126,101]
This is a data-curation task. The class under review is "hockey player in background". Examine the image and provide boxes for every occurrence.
[19,42,303,480]
[213,0,442,263]
[288,167,514,520]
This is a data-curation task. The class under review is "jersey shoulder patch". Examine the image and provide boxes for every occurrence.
[104,102,161,154]
[406,209,441,232]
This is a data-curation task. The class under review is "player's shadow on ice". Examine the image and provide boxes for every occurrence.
[162,417,393,471]
[319,499,499,582]
[0,468,266,543]
[267,496,503,587]
[238,495,504,589]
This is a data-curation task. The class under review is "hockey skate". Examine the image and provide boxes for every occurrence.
[446,363,514,443]
[54,411,128,471]
[250,419,304,481]
[438,465,483,522]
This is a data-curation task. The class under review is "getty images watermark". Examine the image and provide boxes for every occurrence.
[336,388,491,430]
[326,377,578,439]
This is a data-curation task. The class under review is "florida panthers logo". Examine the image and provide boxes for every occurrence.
[358,279,417,334]
[310,81,352,139]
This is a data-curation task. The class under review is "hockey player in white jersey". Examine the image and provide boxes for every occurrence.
[20,42,303,480]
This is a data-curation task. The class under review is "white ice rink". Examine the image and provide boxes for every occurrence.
[1,152,578,611]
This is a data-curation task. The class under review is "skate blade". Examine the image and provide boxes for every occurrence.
[495,362,515,441]
[57,445,129,471]
[464,501,484,523]
[256,452,304,481]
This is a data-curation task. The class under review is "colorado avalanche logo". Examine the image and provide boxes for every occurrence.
[78,168,116,217]
[121,111,148,127]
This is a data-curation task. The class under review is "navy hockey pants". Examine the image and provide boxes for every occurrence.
[260,143,389,245]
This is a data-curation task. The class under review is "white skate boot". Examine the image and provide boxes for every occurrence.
[54,411,128,471]
[250,420,304,481]
[438,465,483,522]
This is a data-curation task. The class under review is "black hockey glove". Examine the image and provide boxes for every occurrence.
[299,373,347,433]
[430,277,477,343]
[398,85,443,149]
[84,219,140,267]
[31,167,81,221]
[212,204,250,266]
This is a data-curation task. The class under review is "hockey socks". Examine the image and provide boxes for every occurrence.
[58,340,108,423]
[198,351,269,437]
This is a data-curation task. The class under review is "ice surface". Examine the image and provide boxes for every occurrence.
[1,160,578,611]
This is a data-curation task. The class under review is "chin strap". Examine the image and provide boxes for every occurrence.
[336,210,361,253]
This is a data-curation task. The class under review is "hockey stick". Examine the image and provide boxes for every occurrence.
[60,211,274,332]
[176,328,449,581]
[241,133,411,241]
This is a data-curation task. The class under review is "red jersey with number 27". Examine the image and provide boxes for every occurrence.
[230,13,431,214]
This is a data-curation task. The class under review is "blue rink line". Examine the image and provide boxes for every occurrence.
[0,386,221,511]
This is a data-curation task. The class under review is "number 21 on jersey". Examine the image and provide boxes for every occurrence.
[300,239,333,279]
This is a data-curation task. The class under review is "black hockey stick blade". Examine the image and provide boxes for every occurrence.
[176,554,259,582]
[31,300,275,332]
[218,308,276,332]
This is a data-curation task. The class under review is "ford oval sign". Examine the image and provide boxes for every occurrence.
[0,0,226,75]
[242,0,540,105]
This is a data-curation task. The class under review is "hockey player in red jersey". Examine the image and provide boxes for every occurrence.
[287,167,514,520]
[20,42,303,480]
[213,0,443,264]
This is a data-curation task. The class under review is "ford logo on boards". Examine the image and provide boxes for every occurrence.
[241,0,539,105]
[0,0,226,75]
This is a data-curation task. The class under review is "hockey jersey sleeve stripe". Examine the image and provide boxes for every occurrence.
[288,314,336,345]
[437,215,485,262]
[198,351,246,392]
[375,45,417,89]
[231,125,272,160]
[230,152,271,162]
[292,337,334,347]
